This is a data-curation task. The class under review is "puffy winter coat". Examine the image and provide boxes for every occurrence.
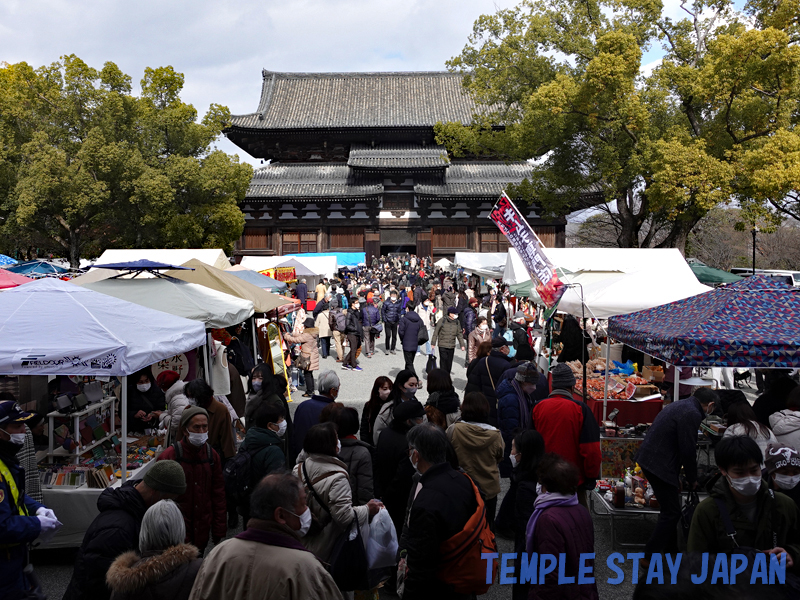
[461,307,477,335]
[464,351,515,425]
[293,454,370,562]
[526,504,599,600]
[284,328,320,371]
[508,321,528,349]
[467,328,491,362]
[240,426,286,485]
[496,378,533,477]
[159,380,190,445]
[63,482,149,600]
[492,301,507,326]
[295,282,308,302]
[441,290,457,312]
[158,440,226,550]
[381,299,402,324]
[338,438,374,506]
[374,420,417,533]
[770,409,800,451]
[315,309,331,338]
[446,421,504,499]
[431,317,464,349]
[345,308,364,338]
[362,304,381,330]
[398,311,423,351]
[106,544,202,600]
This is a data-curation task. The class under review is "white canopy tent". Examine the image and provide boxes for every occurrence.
[94,249,231,271]
[239,255,336,278]
[434,258,453,270]
[0,278,206,482]
[453,252,507,279]
[75,278,254,328]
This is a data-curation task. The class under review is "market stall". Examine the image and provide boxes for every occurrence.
[93,248,231,271]
[0,278,206,547]
[453,252,507,279]
[226,265,288,292]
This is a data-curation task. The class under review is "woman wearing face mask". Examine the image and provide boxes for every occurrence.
[294,423,382,564]
[415,297,434,356]
[372,370,419,445]
[157,407,226,552]
[510,430,545,600]
[155,371,189,446]
[468,317,492,365]
[237,400,288,526]
[765,441,800,508]
[723,401,778,468]
[360,376,393,445]
[127,367,166,433]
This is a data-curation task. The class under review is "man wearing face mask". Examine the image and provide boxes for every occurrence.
[634,387,716,556]
[64,460,186,600]
[765,442,800,508]
[188,473,344,600]
[431,307,465,375]
[237,400,288,525]
[688,436,800,567]
[382,290,402,355]
[157,407,226,552]
[0,401,60,599]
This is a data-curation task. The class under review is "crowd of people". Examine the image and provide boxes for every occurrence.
[2,255,800,599]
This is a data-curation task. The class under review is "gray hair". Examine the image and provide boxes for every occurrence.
[301,278,307,283]
[407,423,447,466]
[318,370,340,395]
[139,500,185,553]
[250,472,302,520]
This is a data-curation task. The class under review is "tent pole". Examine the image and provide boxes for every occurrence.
[205,337,213,386]
[603,339,611,421]
[251,315,258,362]
[121,377,127,484]
[674,365,680,401]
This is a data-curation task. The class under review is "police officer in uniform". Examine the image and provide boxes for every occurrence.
[0,400,60,599]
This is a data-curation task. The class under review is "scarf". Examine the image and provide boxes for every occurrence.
[525,492,579,554]
[510,379,532,430]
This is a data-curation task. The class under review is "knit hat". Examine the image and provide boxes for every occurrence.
[469,297,479,306]
[551,363,576,389]
[515,362,540,384]
[513,311,525,321]
[143,460,187,495]
[394,400,426,422]
[447,306,459,315]
[491,336,509,348]
[179,406,209,431]
[304,317,315,328]
[156,370,180,390]
[764,442,800,473]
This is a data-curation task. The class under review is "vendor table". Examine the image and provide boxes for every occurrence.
[586,396,663,426]
[40,458,159,548]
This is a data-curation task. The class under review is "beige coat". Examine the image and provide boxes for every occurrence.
[284,328,320,371]
[293,453,369,562]
[187,520,343,600]
[315,309,331,338]
[447,421,504,499]
[468,327,492,363]
[315,282,327,301]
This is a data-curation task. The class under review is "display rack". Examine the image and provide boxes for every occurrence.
[46,397,117,465]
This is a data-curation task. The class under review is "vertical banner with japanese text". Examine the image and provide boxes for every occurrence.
[489,192,565,308]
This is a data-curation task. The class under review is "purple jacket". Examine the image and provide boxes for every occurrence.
[527,505,598,600]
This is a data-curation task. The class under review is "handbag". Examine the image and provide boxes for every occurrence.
[295,352,311,371]
[425,354,437,374]
[417,325,429,345]
[371,322,384,334]
[302,462,369,591]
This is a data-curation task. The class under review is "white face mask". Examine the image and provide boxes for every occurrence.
[187,432,208,447]
[536,483,543,495]
[775,473,800,490]
[409,449,419,473]
[293,506,312,537]
[727,474,761,496]
[336,439,341,454]
[2,429,26,446]
[276,420,287,437]
[479,324,488,330]
[137,382,151,393]
[509,454,519,469]
[378,388,391,401]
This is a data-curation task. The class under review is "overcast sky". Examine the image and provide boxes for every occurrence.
[1,0,730,167]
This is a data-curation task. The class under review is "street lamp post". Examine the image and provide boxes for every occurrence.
[752,226,759,275]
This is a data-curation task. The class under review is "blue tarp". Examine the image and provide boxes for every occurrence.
[0,255,17,266]
[228,269,288,291]
[6,260,67,275]
[293,252,365,267]
[608,275,800,368]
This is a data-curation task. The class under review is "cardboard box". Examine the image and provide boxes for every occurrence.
[643,365,665,383]
[634,384,660,398]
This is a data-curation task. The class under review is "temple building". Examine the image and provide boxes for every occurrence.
[224,70,599,261]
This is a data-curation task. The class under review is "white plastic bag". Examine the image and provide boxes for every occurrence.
[366,508,398,569]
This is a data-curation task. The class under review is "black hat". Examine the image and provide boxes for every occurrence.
[551,363,577,389]
[447,307,459,315]
[304,317,315,329]
[491,336,509,348]
[393,400,426,422]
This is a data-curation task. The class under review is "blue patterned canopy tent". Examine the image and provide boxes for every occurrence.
[608,275,800,368]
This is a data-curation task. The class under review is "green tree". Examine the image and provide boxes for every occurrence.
[437,0,800,252]
[0,56,250,266]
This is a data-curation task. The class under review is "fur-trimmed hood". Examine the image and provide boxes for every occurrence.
[106,544,199,594]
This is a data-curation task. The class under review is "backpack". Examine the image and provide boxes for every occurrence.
[437,473,498,594]
[331,309,347,332]
[172,441,214,466]
[223,445,259,510]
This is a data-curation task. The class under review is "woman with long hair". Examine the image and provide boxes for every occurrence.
[424,369,461,429]
[359,376,393,444]
[466,340,493,378]
[723,401,777,466]
[371,370,420,445]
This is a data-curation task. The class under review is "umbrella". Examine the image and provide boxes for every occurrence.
[0,255,17,267]
[6,260,68,276]
[0,270,33,289]
[688,261,742,285]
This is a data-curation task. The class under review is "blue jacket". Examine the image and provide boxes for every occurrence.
[461,307,476,335]
[0,448,43,598]
[295,282,308,302]
[398,311,422,352]
[496,379,533,478]
[290,394,335,459]
[362,304,381,329]
[381,299,402,324]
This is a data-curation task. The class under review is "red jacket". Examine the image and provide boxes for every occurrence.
[531,390,601,486]
[158,439,226,550]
